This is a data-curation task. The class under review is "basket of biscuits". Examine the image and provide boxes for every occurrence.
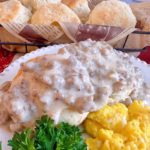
[0,0,150,150]
[0,0,149,52]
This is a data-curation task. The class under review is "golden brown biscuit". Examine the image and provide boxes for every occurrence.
[31,3,81,25]
[0,0,34,52]
[0,0,31,23]
[62,0,90,22]
[130,2,150,31]
[19,0,62,11]
[31,0,61,11]
[87,0,137,28]
[115,2,150,50]
[31,2,81,43]
[18,0,30,7]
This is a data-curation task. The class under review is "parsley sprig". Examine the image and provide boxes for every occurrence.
[0,141,2,150]
[8,129,35,150]
[8,115,87,150]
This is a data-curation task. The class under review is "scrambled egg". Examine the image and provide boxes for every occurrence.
[84,101,150,150]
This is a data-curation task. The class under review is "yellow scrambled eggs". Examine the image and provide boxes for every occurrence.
[84,101,150,150]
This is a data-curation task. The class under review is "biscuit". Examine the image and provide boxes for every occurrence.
[87,0,136,28]
[0,0,31,23]
[19,0,62,11]
[31,0,61,11]
[31,3,80,43]
[0,0,33,52]
[59,109,88,125]
[31,3,81,25]
[115,2,150,50]
[62,0,90,22]
[19,0,30,7]
[130,2,150,31]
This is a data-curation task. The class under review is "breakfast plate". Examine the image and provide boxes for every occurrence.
[0,44,150,150]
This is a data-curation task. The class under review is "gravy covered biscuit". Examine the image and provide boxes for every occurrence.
[0,40,150,131]
[62,0,90,22]
[87,0,136,28]
[31,3,81,25]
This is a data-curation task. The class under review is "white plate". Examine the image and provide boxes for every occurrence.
[0,44,150,150]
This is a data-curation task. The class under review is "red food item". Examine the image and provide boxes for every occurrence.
[138,46,150,64]
[0,47,15,73]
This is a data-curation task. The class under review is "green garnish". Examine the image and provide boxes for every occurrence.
[8,129,35,150]
[0,141,2,150]
[56,123,87,150]
[8,115,87,150]
[34,116,57,150]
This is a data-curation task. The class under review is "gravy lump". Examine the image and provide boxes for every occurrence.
[0,39,149,131]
